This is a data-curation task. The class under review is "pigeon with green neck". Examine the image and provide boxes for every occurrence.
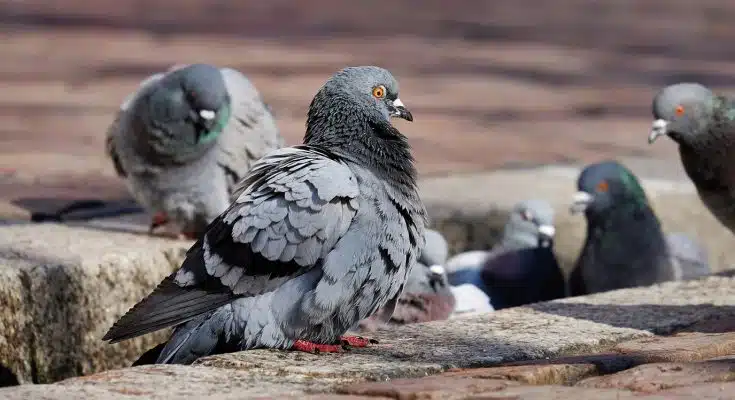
[569,160,709,296]
[106,63,283,239]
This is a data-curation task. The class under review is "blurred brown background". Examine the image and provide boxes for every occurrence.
[1,0,733,206]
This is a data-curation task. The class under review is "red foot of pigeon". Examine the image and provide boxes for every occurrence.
[291,340,344,354]
[339,336,378,347]
[149,212,169,233]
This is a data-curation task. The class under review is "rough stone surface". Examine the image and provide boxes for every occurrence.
[0,277,731,397]
[0,224,190,384]
[612,333,735,363]
[577,361,735,392]
[339,377,673,400]
[656,382,735,399]
[440,364,599,385]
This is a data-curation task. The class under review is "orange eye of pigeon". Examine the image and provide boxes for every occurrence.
[372,85,386,99]
[675,105,685,116]
[596,180,609,192]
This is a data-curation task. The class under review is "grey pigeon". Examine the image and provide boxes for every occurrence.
[103,66,426,364]
[648,83,735,236]
[665,232,710,281]
[355,229,455,331]
[445,199,564,310]
[106,63,283,239]
[568,160,689,296]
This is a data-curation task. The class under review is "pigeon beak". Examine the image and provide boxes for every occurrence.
[389,98,413,122]
[569,191,594,214]
[199,109,216,121]
[537,225,556,238]
[648,119,669,144]
[537,225,555,248]
[429,264,446,277]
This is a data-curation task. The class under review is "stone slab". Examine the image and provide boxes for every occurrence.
[1,276,734,397]
[0,223,191,384]
[577,360,735,393]
[440,363,599,385]
[339,377,669,400]
[656,382,735,399]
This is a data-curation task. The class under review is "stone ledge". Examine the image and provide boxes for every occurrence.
[1,276,733,398]
[0,223,191,384]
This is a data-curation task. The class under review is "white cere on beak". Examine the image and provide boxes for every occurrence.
[537,225,556,238]
[648,119,669,143]
[429,264,446,275]
[392,98,405,108]
[570,191,594,214]
[199,109,216,120]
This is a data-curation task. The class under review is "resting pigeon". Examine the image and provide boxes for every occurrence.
[648,83,735,236]
[568,160,709,296]
[355,229,455,330]
[445,199,565,310]
[106,63,283,239]
[103,66,426,364]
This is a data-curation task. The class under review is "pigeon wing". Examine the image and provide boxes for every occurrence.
[103,146,360,342]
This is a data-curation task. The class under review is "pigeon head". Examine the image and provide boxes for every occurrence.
[419,229,449,267]
[570,161,649,217]
[305,66,413,145]
[405,262,450,295]
[648,83,715,146]
[502,199,556,249]
[152,63,231,147]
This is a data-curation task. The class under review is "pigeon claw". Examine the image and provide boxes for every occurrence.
[291,340,345,354]
[339,336,377,347]
[149,212,170,233]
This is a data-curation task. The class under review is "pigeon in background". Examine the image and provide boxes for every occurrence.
[648,83,735,236]
[355,229,456,331]
[665,232,710,281]
[445,199,565,310]
[106,63,283,239]
[103,66,426,364]
[568,160,709,296]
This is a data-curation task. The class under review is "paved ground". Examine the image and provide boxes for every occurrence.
[4,0,735,216]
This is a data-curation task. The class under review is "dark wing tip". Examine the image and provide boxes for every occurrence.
[103,274,233,344]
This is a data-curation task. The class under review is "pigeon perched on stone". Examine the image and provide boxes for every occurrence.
[568,160,696,296]
[648,83,735,236]
[106,63,283,239]
[103,66,426,364]
[355,229,455,331]
[445,199,565,310]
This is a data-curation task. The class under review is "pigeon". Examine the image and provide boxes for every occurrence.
[445,199,565,310]
[355,229,455,331]
[568,160,695,296]
[648,83,735,236]
[106,63,283,239]
[665,232,710,281]
[102,66,426,364]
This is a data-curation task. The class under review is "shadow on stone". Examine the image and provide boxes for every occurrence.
[530,302,735,334]
[0,364,19,387]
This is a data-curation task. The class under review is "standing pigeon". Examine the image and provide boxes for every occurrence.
[103,66,426,364]
[445,199,565,310]
[647,83,735,236]
[355,229,455,331]
[568,160,690,296]
[106,63,283,239]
